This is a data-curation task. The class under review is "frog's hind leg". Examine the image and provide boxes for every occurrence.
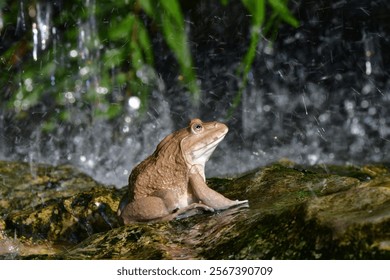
[120,196,171,224]
[120,196,214,224]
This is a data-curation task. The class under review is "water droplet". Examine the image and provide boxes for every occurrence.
[14,100,22,110]
[69,49,78,58]
[24,78,33,92]
[362,83,372,95]
[79,66,89,76]
[87,159,95,168]
[263,105,271,112]
[122,125,129,133]
[319,113,329,122]
[32,23,38,61]
[344,100,355,113]
[308,154,318,164]
[365,61,372,75]
[264,44,274,55]
[351,119,365,136]
[64,92,76,103]
[368,107,377,115]
[21,100,29,110]
[335,73,342,81]
[360,100,369,109]
[0,11,4,32]
[128,96,141,110]
[96,86,108,94]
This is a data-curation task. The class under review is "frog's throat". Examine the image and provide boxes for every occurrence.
[180,135,225,168]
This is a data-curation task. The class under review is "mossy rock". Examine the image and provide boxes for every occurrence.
[5,186,122,244]
[0,160,389,259]
[0,161,109,216]
[49,223,194,260]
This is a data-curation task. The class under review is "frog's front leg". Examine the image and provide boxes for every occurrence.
[189,165,249,210]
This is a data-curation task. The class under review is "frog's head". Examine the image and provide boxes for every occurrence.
[180,118,228,169]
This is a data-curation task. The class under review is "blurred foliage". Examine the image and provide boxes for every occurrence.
[0,0,298,127]
[230,0,298,114]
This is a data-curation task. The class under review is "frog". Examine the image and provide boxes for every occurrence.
[118,118,248,224]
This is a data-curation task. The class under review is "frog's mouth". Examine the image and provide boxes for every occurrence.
[188,134,226,166]
[199,135,225,152]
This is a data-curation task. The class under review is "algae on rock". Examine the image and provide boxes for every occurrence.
[0,160,389,259]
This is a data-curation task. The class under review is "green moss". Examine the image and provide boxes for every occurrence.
[1,160,390,259]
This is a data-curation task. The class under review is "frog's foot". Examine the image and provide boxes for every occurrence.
[205,197,249,211]
[226,199,249,209]
[174,201,248,220]
[163,202,214,221]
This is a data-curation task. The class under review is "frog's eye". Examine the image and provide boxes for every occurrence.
[192,123,203,134]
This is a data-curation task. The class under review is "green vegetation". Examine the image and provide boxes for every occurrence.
[0,0,298,126]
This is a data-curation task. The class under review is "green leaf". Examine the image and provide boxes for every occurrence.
[241,0,265,27]
[42,120,56,133]
[160,15,185,61]
[138,0,155,17]
[108,14,134,40]
[262,9,280,36]
[159,10,200,101]
[104,48,125,67]
[59,111,70,122]
[105,103,122,119]
[128,79,149,112]
[135,17,154,65]
[238,0,265,77]
[160,0,183,26]
[268,0,299,27]
[230,0,298,117]
[130,40,144,69]
[230,0,265,116]
[220,0,229,6]
[241,0,252,11]
[0,0,7,9]
[252,0,265,27]
[116,73,127,84]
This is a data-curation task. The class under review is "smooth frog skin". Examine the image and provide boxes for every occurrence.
[118,118,248,224]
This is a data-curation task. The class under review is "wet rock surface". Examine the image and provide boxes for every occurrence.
[0,160,389,259]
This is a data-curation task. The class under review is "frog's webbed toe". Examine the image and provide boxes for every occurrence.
[224,199,249,209]
[201,193,248,210]
[162,202,214,221]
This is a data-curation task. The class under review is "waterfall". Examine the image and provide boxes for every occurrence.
[1,0,389,186]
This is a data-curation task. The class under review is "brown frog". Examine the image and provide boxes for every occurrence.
[118,118,248,224]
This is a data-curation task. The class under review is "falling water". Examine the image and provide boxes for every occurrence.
[1,0,390,187]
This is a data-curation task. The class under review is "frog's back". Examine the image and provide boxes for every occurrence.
[128,129,189,200]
